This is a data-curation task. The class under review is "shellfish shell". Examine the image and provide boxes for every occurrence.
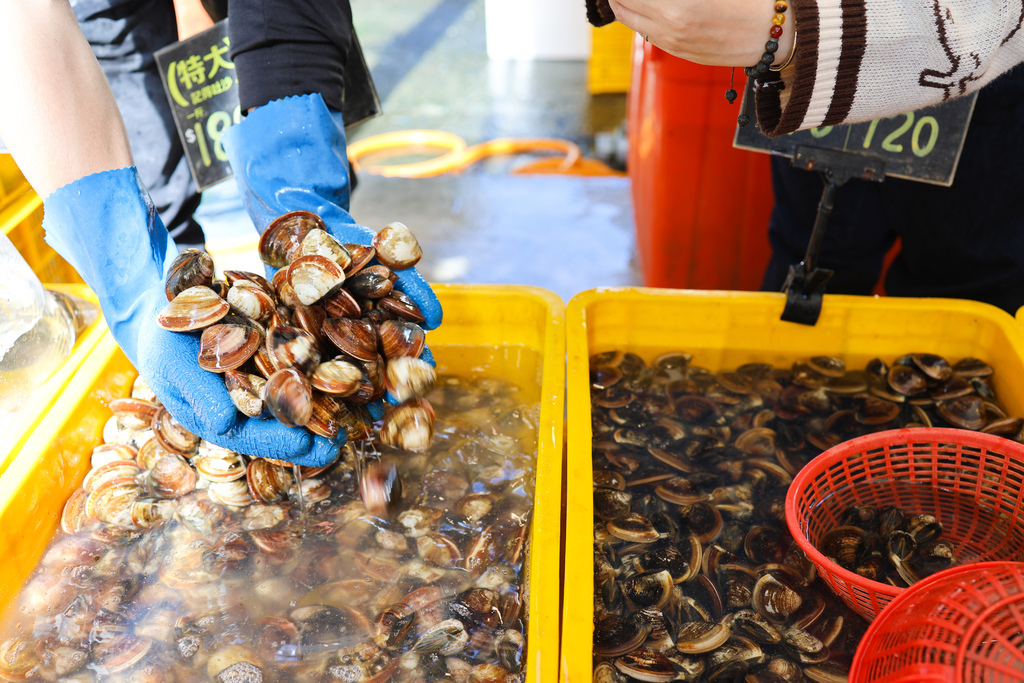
[287,254,346,306]
[157,286,229,331]
[372,221,423,270]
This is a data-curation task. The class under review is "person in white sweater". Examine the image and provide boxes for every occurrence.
[601,0,1024,314]
[606,0,1024,135]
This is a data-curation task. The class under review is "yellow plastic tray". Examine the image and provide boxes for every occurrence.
[560,288,1024,681]
[0,156,83,285]
[0,283,565,683]
[0,284,105,477]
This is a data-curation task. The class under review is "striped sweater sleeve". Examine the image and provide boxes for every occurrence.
[756,0,1024,136]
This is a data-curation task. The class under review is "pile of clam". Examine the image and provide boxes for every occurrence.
[821,507,954,588]
[588,351,1020,683]
[0,371,538,682]
[157,212,437,451]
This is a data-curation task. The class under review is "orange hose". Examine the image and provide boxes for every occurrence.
[347,130,467,178]
[347,130,600,178]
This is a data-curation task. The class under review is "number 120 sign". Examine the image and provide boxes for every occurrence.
[733,81,978,187]
[156,21,240,191]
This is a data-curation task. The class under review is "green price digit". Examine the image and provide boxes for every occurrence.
[882,112,914,153]
[911,116,939,157]
[207,110,233,162]
[193,122,212,168]
[810,126,834,138]
[233,104,242,125]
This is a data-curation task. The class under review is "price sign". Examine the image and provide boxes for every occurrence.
[155,21,239,191]
[733,79,978,186]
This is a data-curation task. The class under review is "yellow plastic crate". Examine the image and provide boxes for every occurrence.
[560,288,1024,682]
[588,23,636,94]
[0,283,565,683]
[0,155,83,285]
[0,284,106,477]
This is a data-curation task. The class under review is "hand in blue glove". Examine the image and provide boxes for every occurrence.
[222,93,442,408]
[222,93,442,332]
[43,168,341,466]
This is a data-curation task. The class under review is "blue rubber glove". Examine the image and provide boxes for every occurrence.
[222,93,442,331]
[43,167,340,466]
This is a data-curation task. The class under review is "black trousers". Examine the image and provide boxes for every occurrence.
[74,0,205,246]
[762,66,1024,315]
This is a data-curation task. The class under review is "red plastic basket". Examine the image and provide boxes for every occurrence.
[785,428,1024,621]
[849,561,1024,682]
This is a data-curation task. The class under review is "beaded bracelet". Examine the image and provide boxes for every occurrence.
[726,0,791,126]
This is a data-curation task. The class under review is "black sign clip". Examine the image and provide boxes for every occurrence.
[781,146,886,326]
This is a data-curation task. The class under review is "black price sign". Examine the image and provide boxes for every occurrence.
[156,21,240,191]
[733,79,978,186]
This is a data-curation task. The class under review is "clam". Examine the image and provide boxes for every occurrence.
[729,608,782,645]
[373,603,415,648]
[373,221,423,270]
[157,285,229,331]
[311,359,362,396]
[337,402,375,442]
[131,497,176,528]
[413,619,468,655]
[607,513,660,543]
[266,324,320,374]
[360,459,402,518]
[207,479,255,508]
[246,458,293,504]
[86,478,144,527]
[92,634,153,674]
[146,452,197,498]
[911,352,952,381]
[346,268,394,299]
[226,280,275,323]
[905,514,943,545]
[379,319,426,361]
[938,395,986,429]
[953,357,994,378]
[674,621,730,654]
[109,397,160,430]
[614,647,677,683]
[152,406,200,456]
[322,288,361,320]
[496,629,525,673]
[887,365,928,396]
[455,493,497,523]
[259,210,324,268]
[654,477,707,505]
[621,570,673,608]
[287,254,345,306]
[379,398,436,451]
[83,459,142,493]
[343,243,376,276]
[0,638,40,681]
[300,227,352,269]
[855,396,900,425]
[378,290,426,324]
[385,356,437,402]
[264,368,313,428]
[224,370,268,418]
[194,450,247,482]
[982,416,1024,438]
[818,525,866,569]
[224,269,275,295]
[165,248,215,301]
[323,317,378,362]
[594,486,632,521]
[718,563,758,610]
[307,392,345,439]
[198,320,262,372]
[808,356,845,378]
[751,574,802,623]
[676,502,723,544]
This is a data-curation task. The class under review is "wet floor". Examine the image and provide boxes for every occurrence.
[197,0,642,303]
